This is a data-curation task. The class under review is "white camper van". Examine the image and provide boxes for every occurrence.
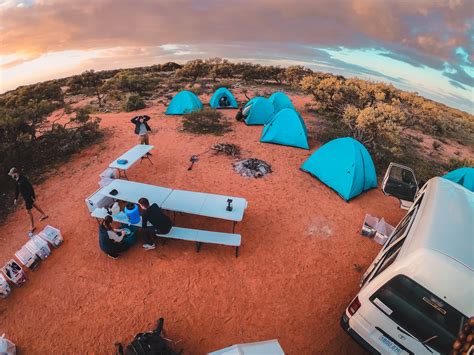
[341,177,474,354]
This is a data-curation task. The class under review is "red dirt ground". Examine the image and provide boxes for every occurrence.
[0,94,404,354]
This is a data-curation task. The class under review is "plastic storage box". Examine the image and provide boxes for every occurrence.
[25,235,51,259]
[15,245,40,270]
[38,225,63,248]
[0,273,11,298]
[85,187,114,213]
[1,260,27,287]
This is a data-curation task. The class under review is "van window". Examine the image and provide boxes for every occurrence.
[370,275,467,354]
[384,193,422,249]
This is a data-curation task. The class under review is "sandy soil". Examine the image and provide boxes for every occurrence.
[0,93,404,354]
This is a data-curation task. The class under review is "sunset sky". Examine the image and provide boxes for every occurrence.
[0,0,472,112]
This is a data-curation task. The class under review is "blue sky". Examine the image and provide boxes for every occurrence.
[0,0,472,112]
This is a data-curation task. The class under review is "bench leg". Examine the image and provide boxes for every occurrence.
[196,242,202,253]
[232,221,237,233]
[235,246,239,258]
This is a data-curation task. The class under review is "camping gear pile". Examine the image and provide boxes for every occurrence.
[233,159,272,178]
[0,225,63,298]
[211,143,241,158]
[361,214,395,245]
[115,317,181,355]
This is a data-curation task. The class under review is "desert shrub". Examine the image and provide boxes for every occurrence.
[444,157,474,171]
[123,94,146,112]
[284,65,313,87]
[175,59,210,82]
[181,109,232,135]
[67,70,106,106]
[432,140,442,151]
[0,102,102,221]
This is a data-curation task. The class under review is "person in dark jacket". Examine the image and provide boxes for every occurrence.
[9,167,48,233]
[131,115,152,146]
[138,197,173,249]
[98,216,130,259]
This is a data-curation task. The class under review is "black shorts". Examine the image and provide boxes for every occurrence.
[24,197,34,210]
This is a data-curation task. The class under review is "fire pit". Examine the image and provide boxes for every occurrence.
[233,158,272,178]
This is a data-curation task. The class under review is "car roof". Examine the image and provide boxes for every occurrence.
[400,177,474,271]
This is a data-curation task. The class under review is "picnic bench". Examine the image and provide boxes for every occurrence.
[109,144,154,179]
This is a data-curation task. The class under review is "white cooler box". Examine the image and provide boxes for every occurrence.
[85,187,114,213]
[15,246,40,270]
[38,225,63,248]
[0,273,11,299]
[26,235,51,260]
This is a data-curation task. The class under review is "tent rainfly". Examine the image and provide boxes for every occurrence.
[442,167,474,192]
[301,137,377,200]
[260,108,309,149]
[243,97,274,125]
[165,90,203,115]
[268,91,295,113]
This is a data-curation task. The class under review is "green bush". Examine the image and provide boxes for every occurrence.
[123,95,146,112]
[182,109,232,135]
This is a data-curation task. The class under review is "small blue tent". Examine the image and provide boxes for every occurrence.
[260,108,309,149]
[268,92,295,113]
[244,97,274,125]
[165,90,203,115]
[442,167,474,192]
[301,137,377,201]
[210,87,238,108]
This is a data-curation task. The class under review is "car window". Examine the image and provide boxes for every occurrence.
[370,275,467,354]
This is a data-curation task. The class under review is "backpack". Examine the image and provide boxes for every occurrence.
[116,318,181,355]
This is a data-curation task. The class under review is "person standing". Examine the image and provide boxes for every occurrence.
[8,167,48,233]
[131,115,152,149]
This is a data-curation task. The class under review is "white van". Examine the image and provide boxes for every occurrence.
[341,177,474,354]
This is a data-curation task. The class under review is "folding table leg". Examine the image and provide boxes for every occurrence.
[235,246,239,258]
[232,221,237,233]
[196,242,202,253]
[123,170,129,180]
[146,155,154,165]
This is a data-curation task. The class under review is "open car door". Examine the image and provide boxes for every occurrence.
[382,163,418,209]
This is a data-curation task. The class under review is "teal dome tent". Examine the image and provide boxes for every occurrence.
[442,167,474,192]
[301,137,377,201]
[243,97,274,125]
[210,87,238,108]
[268,92,294,113]
[260,108,309,149]
[165,91,203,115]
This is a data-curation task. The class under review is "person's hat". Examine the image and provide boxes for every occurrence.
[8,167,18,176]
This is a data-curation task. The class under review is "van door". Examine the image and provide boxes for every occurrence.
[382,163,419,209]
[360,201,420,288]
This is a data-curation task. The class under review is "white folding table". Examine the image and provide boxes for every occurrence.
[99,179,173,207]
[109,144,154,179]
[161,189,247,232]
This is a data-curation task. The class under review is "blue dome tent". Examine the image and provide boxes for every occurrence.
[260,108,309,149]
[442,167,474,192]
[301,137,377,201]
[268,92,295,113]
[243,97,274,125]
[165,90,203,115]
[210,87,238,108]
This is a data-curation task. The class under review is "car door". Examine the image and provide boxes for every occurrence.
[382,163,419,208]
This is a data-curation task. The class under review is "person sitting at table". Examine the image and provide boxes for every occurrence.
[98,215,131,259]
[138,197,173,248]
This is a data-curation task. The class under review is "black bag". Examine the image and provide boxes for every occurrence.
[116,318,180,355]
[235,108,243,122]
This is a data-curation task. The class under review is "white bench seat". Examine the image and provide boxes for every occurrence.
[156,227,241,257]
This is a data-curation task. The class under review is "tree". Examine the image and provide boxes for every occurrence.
[81,70,106,106]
